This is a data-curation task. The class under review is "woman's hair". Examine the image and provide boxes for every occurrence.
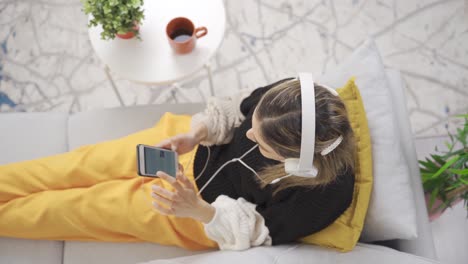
[255,79,356,195]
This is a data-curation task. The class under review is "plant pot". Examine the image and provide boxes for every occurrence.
[116,24,140,39]
[424,193,463,222]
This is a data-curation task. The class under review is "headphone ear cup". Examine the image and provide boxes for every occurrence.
[284,158,300,175]
[284,158,319,177]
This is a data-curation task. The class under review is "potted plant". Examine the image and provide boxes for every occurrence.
[419,114,468,221]
[81,0,145,40]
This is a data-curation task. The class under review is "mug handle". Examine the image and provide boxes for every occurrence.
[194,27,208,39]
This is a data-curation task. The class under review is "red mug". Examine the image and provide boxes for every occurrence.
[166,17,208,54]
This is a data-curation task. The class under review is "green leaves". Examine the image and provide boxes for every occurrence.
[419,114,468,216]
[430,155,460,180]
[81,0,145,40]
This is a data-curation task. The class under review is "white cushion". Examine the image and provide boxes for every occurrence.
[319,39,418,241]
[136,243,440,264]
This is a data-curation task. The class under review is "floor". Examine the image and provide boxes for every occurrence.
[0,0,467,263]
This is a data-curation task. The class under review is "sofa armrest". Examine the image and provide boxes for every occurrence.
[385,69,437,259]
[0,112,68,264]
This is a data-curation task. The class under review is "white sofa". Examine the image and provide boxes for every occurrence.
[0,68,440,264]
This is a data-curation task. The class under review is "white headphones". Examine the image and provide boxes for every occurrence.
[276,73,343,183]
[194,73,344,189]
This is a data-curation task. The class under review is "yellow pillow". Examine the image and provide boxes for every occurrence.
[299,78,373,252]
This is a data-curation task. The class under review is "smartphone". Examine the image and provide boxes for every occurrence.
[137,144,178,178]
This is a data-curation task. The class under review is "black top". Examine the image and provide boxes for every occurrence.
[193,80,355,245]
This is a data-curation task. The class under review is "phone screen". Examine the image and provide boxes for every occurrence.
[143,147,177,177]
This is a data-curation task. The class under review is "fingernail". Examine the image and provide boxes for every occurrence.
[152,185,159,190]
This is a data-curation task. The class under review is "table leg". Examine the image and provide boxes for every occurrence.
[171,83,192,103]
[104,65,125,107]
[204,64,215,96]
[170,88,178,103]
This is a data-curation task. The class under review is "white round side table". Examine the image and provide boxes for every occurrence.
[88,0,226,105]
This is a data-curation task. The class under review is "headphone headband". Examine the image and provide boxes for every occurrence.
[296,72,318,177]
[283,73,342,179]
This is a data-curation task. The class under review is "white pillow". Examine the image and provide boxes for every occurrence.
[318,39,418,241]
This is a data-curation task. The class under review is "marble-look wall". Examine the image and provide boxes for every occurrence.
[0,0,467,138]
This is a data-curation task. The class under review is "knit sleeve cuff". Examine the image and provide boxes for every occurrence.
[190,112,216,146]
[202,195,272,251]
[190,90,253,146]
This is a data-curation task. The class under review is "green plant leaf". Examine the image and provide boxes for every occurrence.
[419,159,439,170]
[421,172,435,181]
[431,154,446,166]
[459,177,468,185]
[444,141,453,151]
[428,155,460,180]
[80,0,144,40]
[448,168,468,175]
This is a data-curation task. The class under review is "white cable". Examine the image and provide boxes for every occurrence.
[270,174,293,184]
[237,159,259,177]
[194,146,210,181]
[196,144,260,195]
[320,84,339,96]
[238,144,260,159]
[320,135,343,156]
[196,158,235,195]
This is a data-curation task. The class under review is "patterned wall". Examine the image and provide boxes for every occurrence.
[0,0,467,138]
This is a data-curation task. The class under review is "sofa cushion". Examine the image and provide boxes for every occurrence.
[319,39,418,242]
[64,103,207,264]
[0,237,63,264]
[64,242,213,264]
[300,78,373,252]
[0,112,69,163]
[0,112,68,264]
[67,104,204,149]
[135,243,440,264]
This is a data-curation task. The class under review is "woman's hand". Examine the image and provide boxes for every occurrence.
[155,123,208,155]
[155,133,199,155]
[151,164,215,223]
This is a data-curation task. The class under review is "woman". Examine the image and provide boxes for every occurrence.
[0,77,355,251]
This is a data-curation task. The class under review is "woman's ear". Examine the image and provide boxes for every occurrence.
[275,154,286,162]
[246,128,255,141]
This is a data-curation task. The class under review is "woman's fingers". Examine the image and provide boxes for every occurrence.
[155,137,178,151]
[169,138,178,151]
[151,190,173,206]
[152,201,174,215]
[177,173,195,190]
[155,139,171,149]
[156,171,175,183]
[178,163,184,174]
[152,184,176,200]
[157,171,184,193]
